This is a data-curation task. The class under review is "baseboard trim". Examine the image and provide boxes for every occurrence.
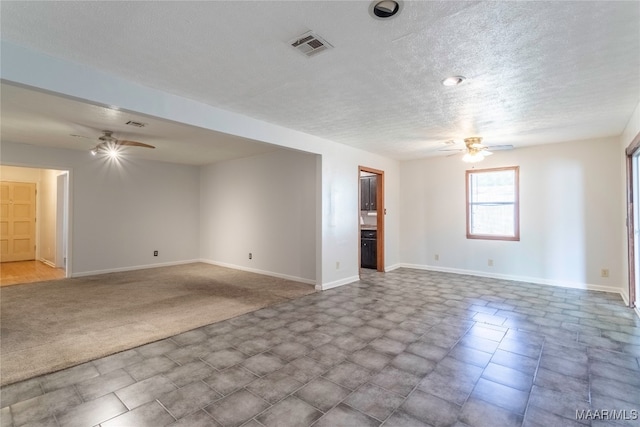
[635,305,640,320]
[72,259,200,278]
[200,259,316,286]
[385,263,402,272]
[40,258,56,268]
[317,275,360,291]
[399,263,621,294]
[621,291,630,306]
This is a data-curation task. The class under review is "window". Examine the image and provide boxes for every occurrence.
[466,166,519,241]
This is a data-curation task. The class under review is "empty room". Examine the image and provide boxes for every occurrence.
[0,1,639,427]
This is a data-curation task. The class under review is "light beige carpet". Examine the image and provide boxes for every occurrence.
[0,262,315,386]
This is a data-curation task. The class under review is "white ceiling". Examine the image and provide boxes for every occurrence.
[1,1,639,164]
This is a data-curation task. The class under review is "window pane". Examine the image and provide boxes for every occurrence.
[470,204,515,236]
[471,170,515,203]
[466,166,519,241]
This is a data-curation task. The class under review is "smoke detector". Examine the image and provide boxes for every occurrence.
[289,31,333,57]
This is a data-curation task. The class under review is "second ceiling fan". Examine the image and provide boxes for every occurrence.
[90,130,155,155]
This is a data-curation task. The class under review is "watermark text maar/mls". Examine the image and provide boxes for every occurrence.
[576,409,638,421]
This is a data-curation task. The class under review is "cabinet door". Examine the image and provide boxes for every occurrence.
[369,176,377,210]
[361,177,370,210]
[361,238,377,269]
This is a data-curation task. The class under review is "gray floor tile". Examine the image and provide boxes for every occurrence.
[313,403,379,427]
[0,378,42,409]
[115,375,177,410]
[471,378,529,415]
[390,352,436,376]
[449,345,492,368]
[490,349,538,376]
[401,389,461,427]
[101,400,175,427]
[269,342,311,361]
[256,396,322,427]
[56,393,126,427]
[241,353,286,377]
[75,369,135,402]
[201,349,247,370]
[10,387,82,426]
[125,355,178,381]
[344,382,406,421]
[368,337,407,356]
[164,361,215,388]
[0,407,11,427]
[533,368,589,400]
[539,354,588,380]
[348,348,392,372]
[294,377,351,412]
[523,405,586,427]
[460,396,523,427]
[158,381,221,419]
[371,365,421,397]
[482,362,533,391]
[169,410,222,427]
[589,361,640,387]
[280,356,329,384]
[306,344,348,367]
[330,334,369,353]
[39,363,100,393]
[405,341,449,362]
[92,350,143,375]
[323,361,373,390]
[204,389,269,427]
[245,371,302,404]
[203,366,258,396]
[527,385,590,425]
[136,339,179,358]
[590,375,640,405]
[382,410,432,427]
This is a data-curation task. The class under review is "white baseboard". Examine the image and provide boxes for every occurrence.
[40,258,56,268]
[635,305,640,320]
[621,291,630,306]
[200,259,316,286]
[384,263,402,272]
[72,259,200,278]
[317,275,360,291]
[399,263,621,294]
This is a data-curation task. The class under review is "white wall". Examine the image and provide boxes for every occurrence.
[0,41,402,289]
[200,149,317,283]
[39,169,59,265]
[0,142,201,276]
[400,137,623,292]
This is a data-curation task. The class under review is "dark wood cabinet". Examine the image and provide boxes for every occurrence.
[361,229,377,269]
[360,176,377,211]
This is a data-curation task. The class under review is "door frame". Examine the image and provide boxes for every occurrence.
[626,131,640,308]
[358,166,385,272]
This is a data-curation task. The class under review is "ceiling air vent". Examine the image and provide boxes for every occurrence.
[125,120,147,128]
[290,31,333,57]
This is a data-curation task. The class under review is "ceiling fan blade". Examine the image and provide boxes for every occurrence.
[117,140,156,149]
[485,144,513,150]
[438,148,465,152]
[482,150,493,156]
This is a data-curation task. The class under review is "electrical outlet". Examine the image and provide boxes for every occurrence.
[153,250,158,257]
[601,268,609,278]
[434,254,439,261]
[249,253,253,260]
[488,259,493,267]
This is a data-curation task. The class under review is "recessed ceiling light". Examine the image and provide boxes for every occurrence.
[370,1,401,19]
[442,76,466,86]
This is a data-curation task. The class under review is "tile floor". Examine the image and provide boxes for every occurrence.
[1,268,639,427]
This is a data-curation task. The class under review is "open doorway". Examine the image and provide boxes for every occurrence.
[358,166,384,273]
[0,165,69,286]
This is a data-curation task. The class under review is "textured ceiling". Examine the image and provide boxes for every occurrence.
[1,1,639,162]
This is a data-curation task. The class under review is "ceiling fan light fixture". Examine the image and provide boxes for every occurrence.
[442,76,466,87]
[462,151,485,163]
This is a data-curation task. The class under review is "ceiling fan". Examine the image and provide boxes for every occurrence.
[440,137,513,163]
[89,130,155,156]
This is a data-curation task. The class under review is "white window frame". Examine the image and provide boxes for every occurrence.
[466,166,520,241]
